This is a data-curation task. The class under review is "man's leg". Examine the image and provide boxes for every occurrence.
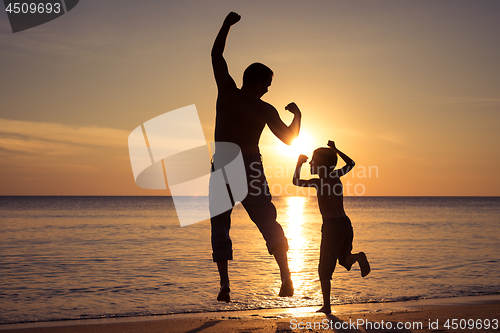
[242,192,293,296]
[242,155,293,296]
[211,209,233,302]
[216,260,230,302]
[273,250,293,297]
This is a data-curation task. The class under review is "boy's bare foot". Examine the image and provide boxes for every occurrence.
[279,279,294,297]
[316,306,331,314]
[217,285,230,303]
[358,252,371,277]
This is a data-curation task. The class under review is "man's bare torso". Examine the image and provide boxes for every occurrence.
[215,86,274,153]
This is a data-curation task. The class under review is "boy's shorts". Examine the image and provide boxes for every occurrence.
[318,216,353,280]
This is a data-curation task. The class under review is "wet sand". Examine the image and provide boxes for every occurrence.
[1,296,499,332]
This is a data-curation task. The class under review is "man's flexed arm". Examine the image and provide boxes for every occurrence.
[211,12,240,90]
[267,102,302,145]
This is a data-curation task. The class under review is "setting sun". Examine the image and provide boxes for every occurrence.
[281,131,315,157]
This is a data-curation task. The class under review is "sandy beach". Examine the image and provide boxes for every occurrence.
[2,295,499,333]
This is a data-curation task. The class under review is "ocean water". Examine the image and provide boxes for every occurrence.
[0,196,499,324]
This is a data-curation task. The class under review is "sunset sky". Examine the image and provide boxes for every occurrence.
[1,0,499,196]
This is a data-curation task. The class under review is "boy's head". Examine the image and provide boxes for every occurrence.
[310,147,337,175]
[242,62,273,97]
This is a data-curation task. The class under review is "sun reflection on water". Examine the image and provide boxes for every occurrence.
[283,196,308,292]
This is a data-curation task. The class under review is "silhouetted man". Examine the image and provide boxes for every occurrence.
[210,12,301,302]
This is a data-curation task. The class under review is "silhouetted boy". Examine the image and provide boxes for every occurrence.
[293,140,370,314]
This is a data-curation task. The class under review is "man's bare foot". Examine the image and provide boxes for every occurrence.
[279,279,294,297]
[358,252,371,277]
[217,285,230,303]
[316,306,331,314]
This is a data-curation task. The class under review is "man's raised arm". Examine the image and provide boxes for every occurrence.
[211,12,240,90]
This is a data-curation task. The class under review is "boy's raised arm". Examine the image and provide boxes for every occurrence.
[293,154,314,187]
[328,140,355,177]
[211,12,240,90]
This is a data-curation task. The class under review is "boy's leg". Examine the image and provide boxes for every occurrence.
[337,217,370,277]
[342,252,370,277]
[343,253,357,271]
[317,279,332,314]
[318,219,347,313]
[357,252,371,277]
